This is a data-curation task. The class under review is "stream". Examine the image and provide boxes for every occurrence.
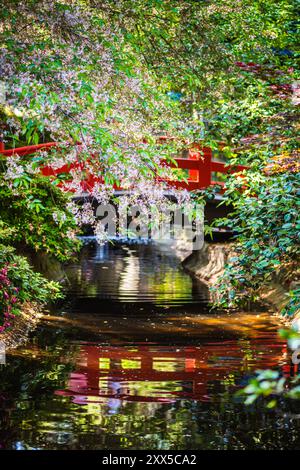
[0,239,299,450]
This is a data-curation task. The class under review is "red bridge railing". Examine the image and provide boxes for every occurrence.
[0,141,248,192]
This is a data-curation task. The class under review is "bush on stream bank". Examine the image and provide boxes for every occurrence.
[0,244,61,332]
[210,167,300,317]
[0,157,81,334]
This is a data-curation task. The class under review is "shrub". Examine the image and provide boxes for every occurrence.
[0,244,61,332]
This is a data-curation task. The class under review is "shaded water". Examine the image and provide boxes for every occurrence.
[0,240,299,450]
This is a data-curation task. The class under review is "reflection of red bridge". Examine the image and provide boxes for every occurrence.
[56,340,289,404]
[0,141,248,192]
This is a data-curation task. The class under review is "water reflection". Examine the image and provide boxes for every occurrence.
[0,240,299,450]
[0,325,297,450]
[65,241,208,308]
[56,339,287,405]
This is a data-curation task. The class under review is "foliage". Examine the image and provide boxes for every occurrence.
[0,0,298,229]
[282,288,300,317]
[0,152,80,333]
[0,155,81,261]
[239,328,300,407]
[238,369,286,408]
[211,169,300,312]
[265,151,300,175]
[0,244,61,331]
[0,0,188,203]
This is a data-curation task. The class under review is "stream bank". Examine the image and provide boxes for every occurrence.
[182,241,296,317]
[0,302,42,350]
[0,249,67,351]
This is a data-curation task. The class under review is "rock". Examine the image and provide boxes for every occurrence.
[182,242,234,286]
[182,242,296,321]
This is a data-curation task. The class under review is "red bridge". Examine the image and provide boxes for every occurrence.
[0,141,247,192]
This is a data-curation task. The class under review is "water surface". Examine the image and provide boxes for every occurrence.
[0,240,298,450]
